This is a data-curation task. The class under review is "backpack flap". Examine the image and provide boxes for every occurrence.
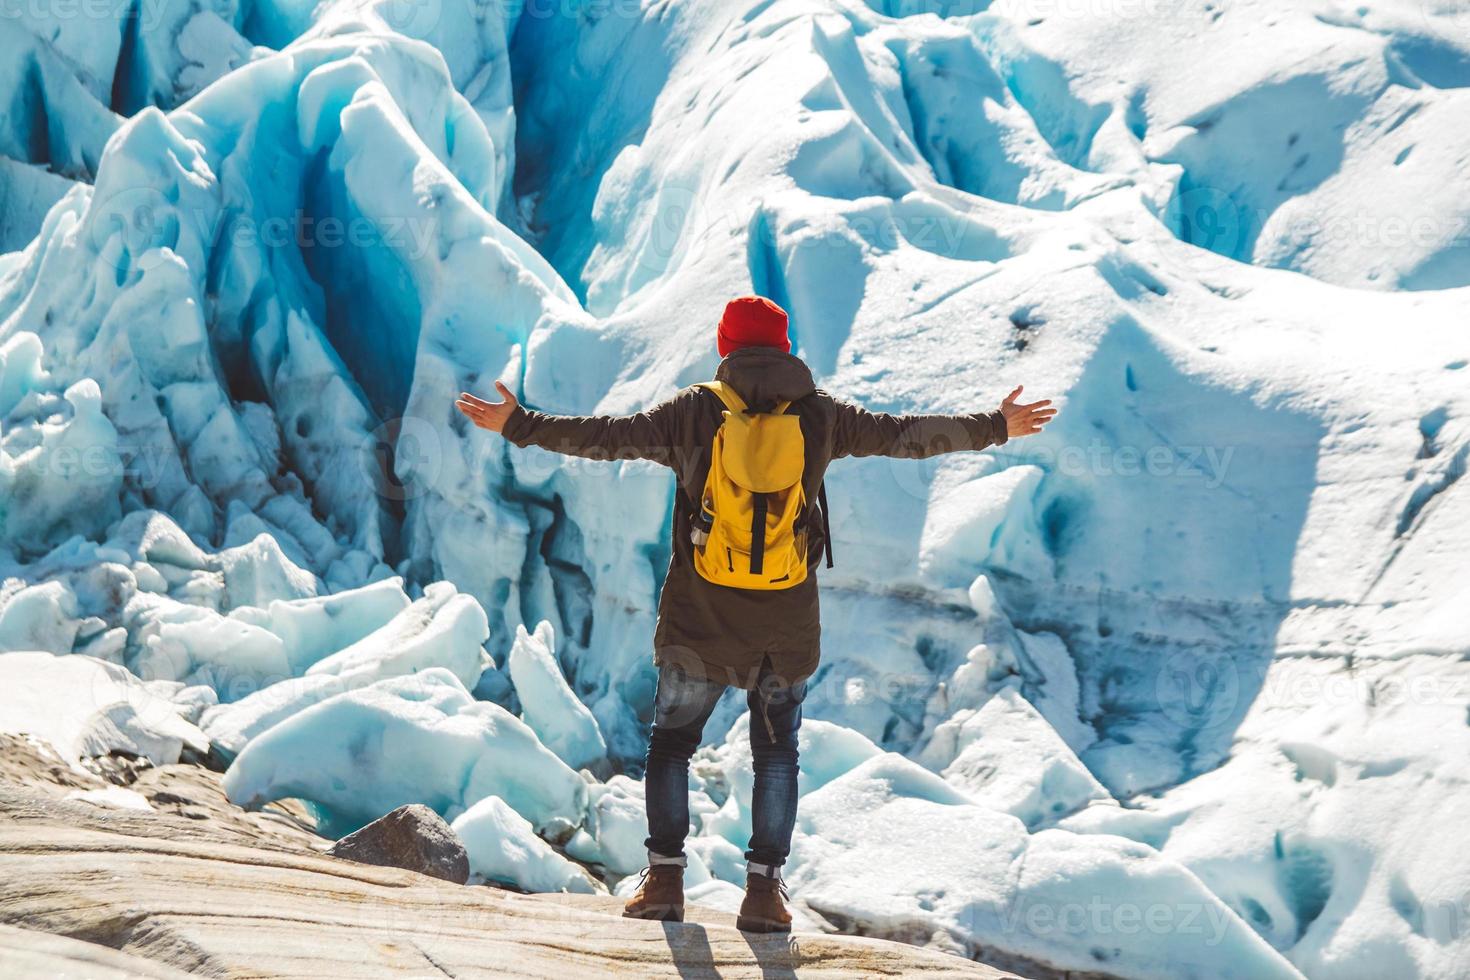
[719,410,804,492]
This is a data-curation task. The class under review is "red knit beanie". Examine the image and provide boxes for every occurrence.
[717,296,790,357]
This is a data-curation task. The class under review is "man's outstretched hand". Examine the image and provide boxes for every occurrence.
[456,382,519,433]
[1000,386,1056,438]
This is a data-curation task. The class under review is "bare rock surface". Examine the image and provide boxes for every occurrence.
[327,803,470,883]
[0,733,323,851]
[0,780,1024,978]
[0,922,194,979]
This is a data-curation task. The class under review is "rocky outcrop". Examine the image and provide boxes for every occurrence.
[0,783,1022,978]
[0,732,323,851]
[0,923,193,979]
[0,734,1024,977]
[327,803,470,884]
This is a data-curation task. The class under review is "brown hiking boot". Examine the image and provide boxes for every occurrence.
[622,865,684,922]
[736,872,792,933]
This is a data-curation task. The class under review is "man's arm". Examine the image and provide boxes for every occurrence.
[456,382,678,465]
[832,386,1055,459]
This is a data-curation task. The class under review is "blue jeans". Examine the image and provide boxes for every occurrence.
[643,660,806,872]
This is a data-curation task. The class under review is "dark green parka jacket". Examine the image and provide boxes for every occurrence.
[501,347,1008,689]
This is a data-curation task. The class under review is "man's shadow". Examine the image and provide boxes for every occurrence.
[661,921,800,979]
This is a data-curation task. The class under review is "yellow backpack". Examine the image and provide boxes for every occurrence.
[689,382,830,590]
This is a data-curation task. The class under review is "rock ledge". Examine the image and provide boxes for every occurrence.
[0,781,1023,978]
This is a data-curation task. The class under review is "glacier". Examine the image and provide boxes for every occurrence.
[452,793,602,894]
[1,0,1468,977]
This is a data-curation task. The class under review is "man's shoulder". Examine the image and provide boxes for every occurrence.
[804,389,844,413]
[668,382,720,405]
[658,384,725,428]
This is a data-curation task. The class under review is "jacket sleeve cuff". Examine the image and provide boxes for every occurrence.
[500,405,535,446]
[986,409,1008,447]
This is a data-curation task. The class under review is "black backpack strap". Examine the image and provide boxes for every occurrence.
[750,492,768,574]
[817,481,834,569]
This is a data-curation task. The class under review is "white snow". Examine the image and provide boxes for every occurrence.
[564,775,650,878]
[506,621,606,770]
[304,581,489,689]
[917,684,1107,829]
[0,0,1466,975]
[221,669,587,836]
[701,715,883,849]
[228,578,411,675]
[200,580,489,756]
[0,651,207,765]
[786,751,1304,978]
[451,795,600,894]
[65,786,155,811]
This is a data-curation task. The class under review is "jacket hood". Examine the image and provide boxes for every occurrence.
[714,347,816,409]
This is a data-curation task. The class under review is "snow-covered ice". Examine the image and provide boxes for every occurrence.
[916,683,1108,829]
[506,620,606,770]
[1,0,1467,975]
[564,774,652,878]
[0,651,207,766]
[64,785,155,811]
[200,579,482,756]
[451,795,600,894]
[304,581,489,688]
[221,669,587,836]
[785,752,1304,978]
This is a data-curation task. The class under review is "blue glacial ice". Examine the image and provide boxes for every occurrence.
[2,0,1469,976]
[222,668,588,836]
[452,793,600,894]
[506,619,607,771]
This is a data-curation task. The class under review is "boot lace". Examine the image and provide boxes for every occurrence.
[754,871,789,901]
